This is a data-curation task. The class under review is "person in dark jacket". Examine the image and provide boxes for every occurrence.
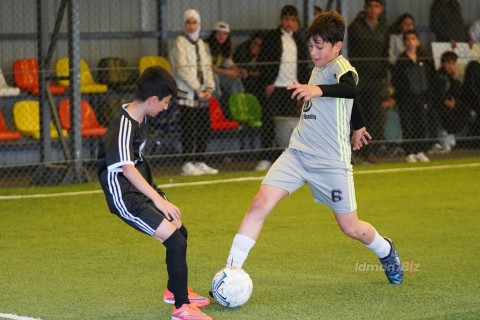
[392,30,435,163]
[430,0,471,49]
[348,0,389,163]
[255,5,310,170]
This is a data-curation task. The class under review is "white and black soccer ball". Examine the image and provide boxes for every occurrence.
[211,267,253,308]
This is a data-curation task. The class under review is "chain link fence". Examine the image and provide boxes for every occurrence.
[0,0,479,188]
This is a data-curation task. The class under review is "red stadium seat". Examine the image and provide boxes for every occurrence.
[58,99,107,137]
[0,110,21,141]
[209,96,239,131]
[13,59,66,95]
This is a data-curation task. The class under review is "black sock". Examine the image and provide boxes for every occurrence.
[179,225,188,239]
[163,229,189,308]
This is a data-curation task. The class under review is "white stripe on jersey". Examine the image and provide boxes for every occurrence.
[119,115,132,163]
[336,97,350,163]
[107,171,155,235]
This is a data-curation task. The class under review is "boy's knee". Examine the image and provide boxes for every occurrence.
[163,229,187,253]
[339,222,360,238]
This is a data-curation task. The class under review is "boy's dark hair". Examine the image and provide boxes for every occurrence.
[402,29,419,41]
[441,51,458,64]
[136,66,178,102]
[306,11,345,44]
[280,5,298,17]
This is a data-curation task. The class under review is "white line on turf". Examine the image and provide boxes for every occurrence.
[0,162,478,201]
[0,313,43,320]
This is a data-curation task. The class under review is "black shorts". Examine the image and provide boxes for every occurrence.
[100,170,169,236]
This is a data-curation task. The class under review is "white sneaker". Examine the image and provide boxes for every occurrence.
[428,143,451,155]
[415,152,430,163]
[194,162,219,175]
[405,154,417,163]
[255,160,272,171]
[181,162,204,176]
[446,134,456,148]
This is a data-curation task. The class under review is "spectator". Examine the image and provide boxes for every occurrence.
[388,13,416,65]
[255,4,310,170]
[429,51,477,153]
[379,13,415,158]
[430,0,472,49]
[206,21,245,112]
[348,0,389,163]
[171,9,219,176]
[392,30,435,163]
[379,83,404,158]
[234,32,263,100]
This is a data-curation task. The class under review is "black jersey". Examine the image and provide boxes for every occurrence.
[97,104,157,235]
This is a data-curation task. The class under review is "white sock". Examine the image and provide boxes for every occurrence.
[365,230,391,259]
[226,234,256,268]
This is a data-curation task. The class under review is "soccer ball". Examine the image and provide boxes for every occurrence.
[211,267,253,307]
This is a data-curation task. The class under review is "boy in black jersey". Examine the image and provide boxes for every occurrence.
[97,66,212,320]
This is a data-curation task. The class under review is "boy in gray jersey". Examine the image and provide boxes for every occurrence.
[224,11,403,286]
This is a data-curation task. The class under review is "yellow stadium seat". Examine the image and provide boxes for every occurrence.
[138,55,172,74]
[55,58,108,93]
[13,100,68,139]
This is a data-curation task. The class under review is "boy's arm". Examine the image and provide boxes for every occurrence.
[122,164,181,223]
[351,98,371,151]
[318,72,357,98]
[287,72,357,101]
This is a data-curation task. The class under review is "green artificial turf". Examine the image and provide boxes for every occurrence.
[1,158,479,319]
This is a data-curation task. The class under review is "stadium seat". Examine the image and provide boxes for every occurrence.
[0,110,21,141]
[13,100,68,139]
[228,93,262,128]
[58,99,107,137]
[97,57,137,92]
[209,96,239,131]
[55,58,108,93]
[0,66,20,96]
[138,55,172,74]
[12,59,66,95]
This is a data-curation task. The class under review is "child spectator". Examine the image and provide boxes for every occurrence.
[388,13,415,65]
[206,20,245,112]
[392,30,435,163]
[429,51,477,153]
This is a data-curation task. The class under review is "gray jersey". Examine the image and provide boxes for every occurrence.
[288,55,358,166]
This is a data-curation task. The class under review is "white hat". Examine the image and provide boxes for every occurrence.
[183,9,201,25]
[214,21,230,33]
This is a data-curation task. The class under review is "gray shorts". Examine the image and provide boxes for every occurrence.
[262,148,357,213]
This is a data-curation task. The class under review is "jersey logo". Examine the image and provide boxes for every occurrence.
[302,100,312,113]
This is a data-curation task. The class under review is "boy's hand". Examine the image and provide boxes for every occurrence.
[155,197,181,223]
[352,127,372,151]
[287,81,322,101]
